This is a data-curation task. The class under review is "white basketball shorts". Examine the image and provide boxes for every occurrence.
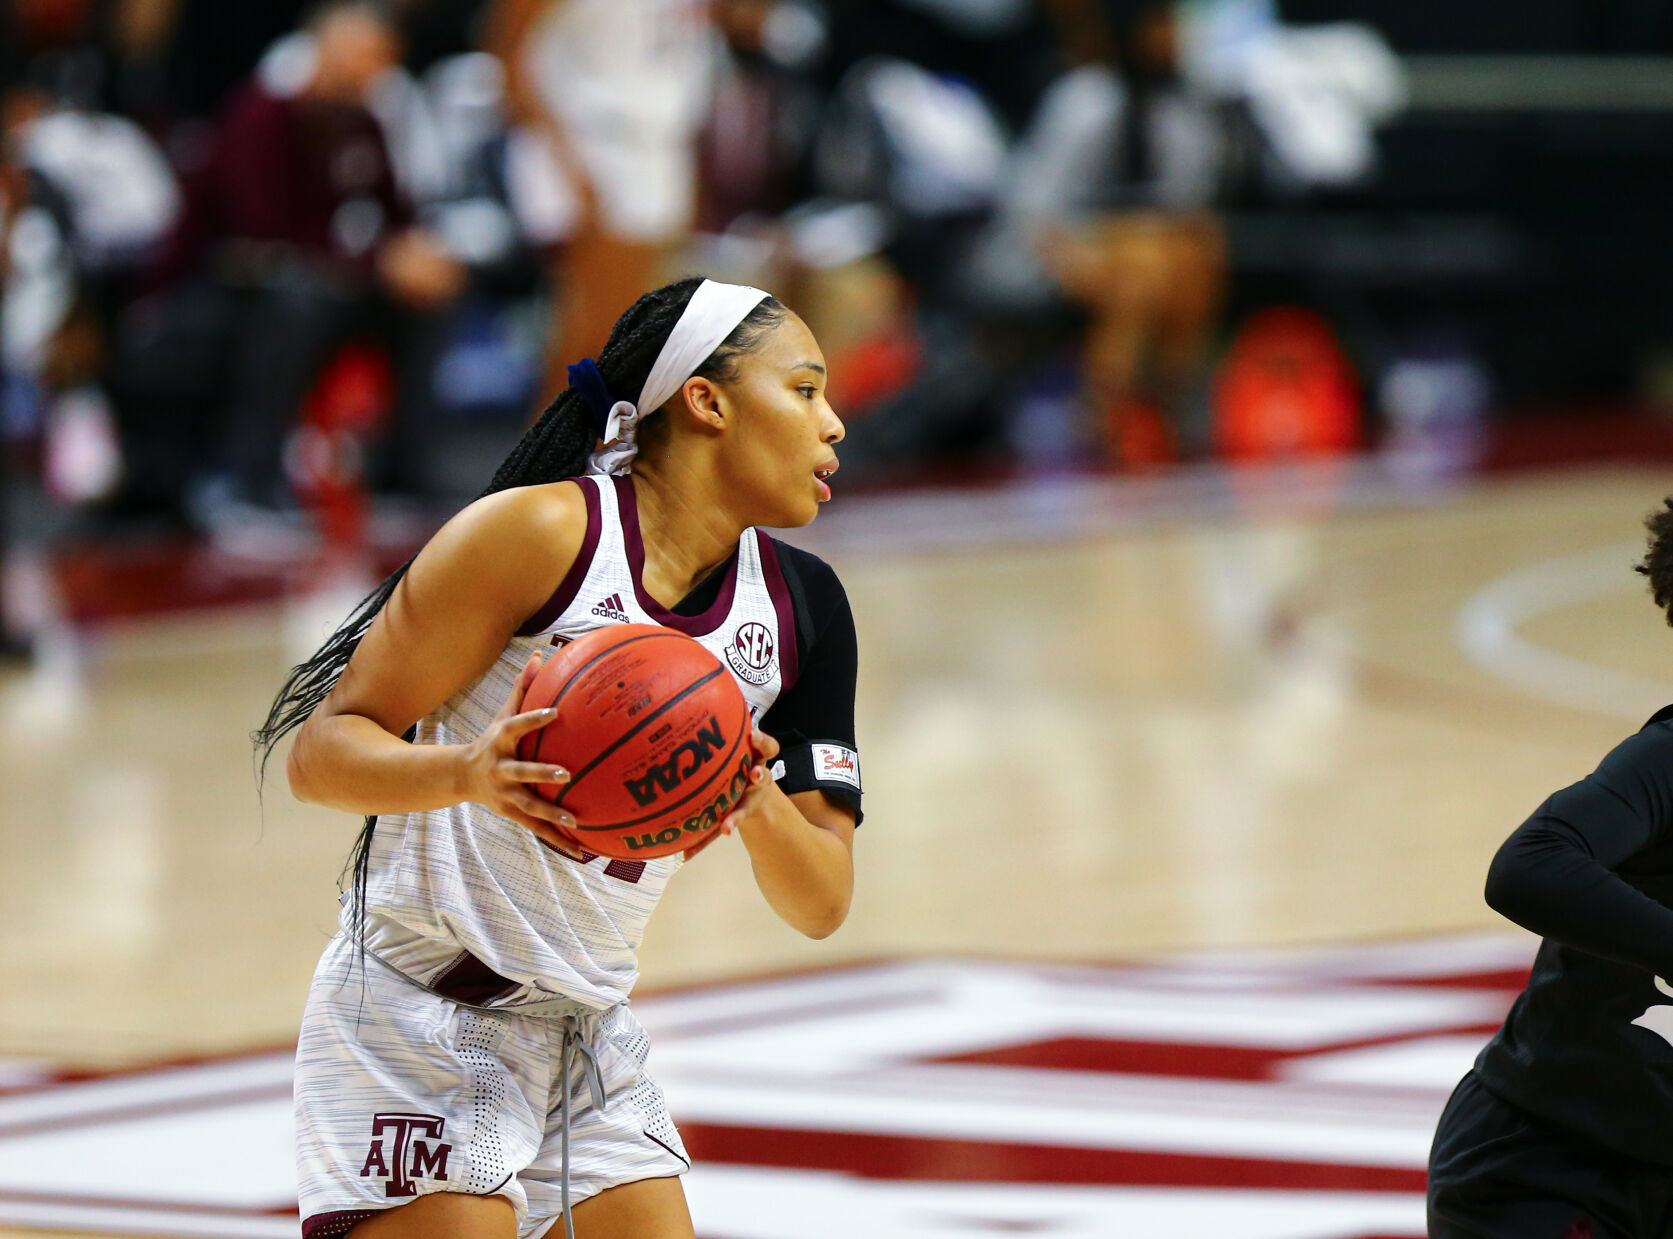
[294,933,689,1238]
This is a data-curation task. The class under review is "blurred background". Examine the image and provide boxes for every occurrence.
[3,1,1673,1236]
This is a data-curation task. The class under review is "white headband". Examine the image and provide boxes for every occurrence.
[586,279,772,476]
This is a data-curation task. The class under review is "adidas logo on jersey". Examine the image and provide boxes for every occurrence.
[590,593,630,622]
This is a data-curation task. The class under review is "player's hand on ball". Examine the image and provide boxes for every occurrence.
[718,728,780,837]
[458,651,579,849]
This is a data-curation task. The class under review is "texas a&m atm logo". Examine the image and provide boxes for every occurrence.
[360,1112,451,1197]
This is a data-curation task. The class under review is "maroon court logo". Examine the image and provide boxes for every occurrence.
[360,1112,451,1197]
[724,622,776,686]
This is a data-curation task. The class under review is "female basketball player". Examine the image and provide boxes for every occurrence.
[1427,501,1673,1238]
[256,278,860,1239]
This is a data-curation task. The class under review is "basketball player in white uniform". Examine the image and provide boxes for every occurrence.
[489,0,717,379]
[259,279,861,1238]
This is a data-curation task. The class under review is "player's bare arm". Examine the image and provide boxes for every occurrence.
[287,481,588,836]
[720,728,856,938]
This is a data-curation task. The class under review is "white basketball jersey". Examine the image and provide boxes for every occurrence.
[359,475,797,1010]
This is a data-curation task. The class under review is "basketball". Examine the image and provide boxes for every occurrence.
[517,624,756,860]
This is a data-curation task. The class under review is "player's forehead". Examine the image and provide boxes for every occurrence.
[743,311,825,378]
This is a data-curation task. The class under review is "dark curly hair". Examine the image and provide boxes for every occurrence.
[1638,497,1673,625]
[253,276,784,932]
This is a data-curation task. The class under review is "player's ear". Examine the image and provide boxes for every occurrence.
[678,376,727,433]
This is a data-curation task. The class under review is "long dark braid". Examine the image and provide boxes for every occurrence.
[255,276,785,933]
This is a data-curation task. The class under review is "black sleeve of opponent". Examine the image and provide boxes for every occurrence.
[759,539,863,825]
[1484,709,1673,975]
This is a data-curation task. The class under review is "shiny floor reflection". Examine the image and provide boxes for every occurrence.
[1,465,1667,1238]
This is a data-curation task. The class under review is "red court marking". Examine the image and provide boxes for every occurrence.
[677,1123,1428,1192]
[933,1023,1505,1082]
[1378,969,1531,992]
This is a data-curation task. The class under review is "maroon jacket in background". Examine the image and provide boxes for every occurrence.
[154,82,411,290]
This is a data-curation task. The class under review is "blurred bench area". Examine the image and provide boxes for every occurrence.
[3,0,1673,641]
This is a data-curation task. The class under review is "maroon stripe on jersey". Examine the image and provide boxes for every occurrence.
[756,532,799,692]
[613,474,740,636]
[516,477,603,636]
[430,951,521,1006]
[675,1123,1428,1191]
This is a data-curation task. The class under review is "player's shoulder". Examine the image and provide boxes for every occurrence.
[416,480,591,583]
[452,479,590,543]
[1593,706,1673,781]
[1626,705,1673,749]
[761,535,849,618]
[1644,704,1673,731]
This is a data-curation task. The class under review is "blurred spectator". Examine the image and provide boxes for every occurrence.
[2,75,178,514]
[488,0,719,388]
[699,0,830,232]
[146,0,312,122]
[1016,0,1235,465]
[110,0,467,525]
[972,0,1400,467]
[822,0,1060,135]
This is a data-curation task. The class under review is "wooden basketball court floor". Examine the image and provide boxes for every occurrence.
[2,463,1669,1238]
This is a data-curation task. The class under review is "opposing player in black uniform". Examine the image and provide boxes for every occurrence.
[1428,499,1673,1238]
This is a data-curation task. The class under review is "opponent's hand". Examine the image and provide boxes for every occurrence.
[717,728,781,837]
[456,651,580,852]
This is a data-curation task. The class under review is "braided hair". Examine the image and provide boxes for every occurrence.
[254,276,785,920]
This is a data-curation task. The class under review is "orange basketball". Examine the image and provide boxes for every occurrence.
[516,624,755,861]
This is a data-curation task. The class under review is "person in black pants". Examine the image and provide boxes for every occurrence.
[1429,498,1673,1238]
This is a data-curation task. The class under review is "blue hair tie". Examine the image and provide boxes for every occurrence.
[566,358,615,437]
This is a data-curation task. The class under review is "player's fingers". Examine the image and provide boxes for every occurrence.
[505,788,577,831]
[499,760,570,786]
[718,770,769,835]
[750,728,780,762]
[497,706,560,745]
[497,652,544,720]
[508,811,584,857]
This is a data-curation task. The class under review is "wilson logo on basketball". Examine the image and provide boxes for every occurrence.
[725,621,776,685]
[623,753,754,852]
[590,593,631,622]
[359,1113,451,1198]
[623,716,727,807]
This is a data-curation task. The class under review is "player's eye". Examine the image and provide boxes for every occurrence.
[798,385,818,399]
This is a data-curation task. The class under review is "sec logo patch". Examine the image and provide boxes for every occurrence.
[725,621,777,686]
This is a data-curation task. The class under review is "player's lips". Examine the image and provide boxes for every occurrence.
[814,458,839,501]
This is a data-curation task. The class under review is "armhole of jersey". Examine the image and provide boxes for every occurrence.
[515,478,602,637]
[757,533,802,692]
[781,545,818,665]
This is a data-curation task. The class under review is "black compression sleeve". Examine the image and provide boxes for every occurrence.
[1485,721,1673,975]
[759,543,862,822]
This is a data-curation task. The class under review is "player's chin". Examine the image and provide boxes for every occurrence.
[768,484,822,527]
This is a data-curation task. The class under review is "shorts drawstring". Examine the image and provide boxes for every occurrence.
[351,941,620,1231]
[557,1014,608,1239]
